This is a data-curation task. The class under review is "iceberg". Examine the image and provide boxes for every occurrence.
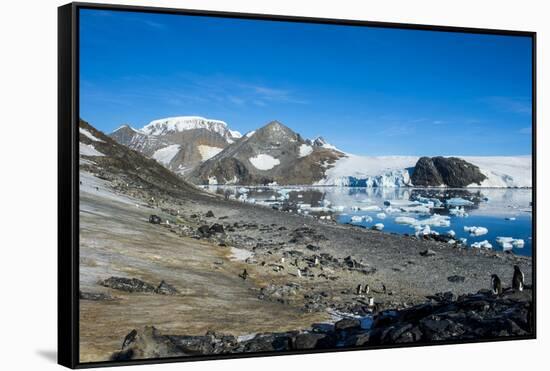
[464,226,489,236]
[373,223,384,231]
[446,198,474,207]
[495,237,525,250]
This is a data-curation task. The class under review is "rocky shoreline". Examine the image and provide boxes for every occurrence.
[110,288,533,361]
[78,122,533,362]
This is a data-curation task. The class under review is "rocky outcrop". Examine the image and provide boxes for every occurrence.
[411,156,487,187]
[98,277,179,295]
[110,288,532,360]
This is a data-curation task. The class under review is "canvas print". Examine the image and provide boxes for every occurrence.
[77,8,534,364]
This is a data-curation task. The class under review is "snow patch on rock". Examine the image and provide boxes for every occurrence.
[249,154,280,170]
[152,144,181,166]
[299,144,313,158]
[198,145,223,161]
[80,143,105,157]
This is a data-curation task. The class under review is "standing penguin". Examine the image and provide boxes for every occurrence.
[356,284,362,295]
[512,265,524,291]
[491,274,502,295]
[363,284,370,295]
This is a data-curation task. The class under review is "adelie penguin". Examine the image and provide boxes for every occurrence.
[356,284,362,295]
[239,269,248,280]
[512,265,524,291]
[491,274,502,295]
[363,284,370,295]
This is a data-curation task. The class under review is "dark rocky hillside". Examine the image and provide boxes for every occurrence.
[411,156,487,187]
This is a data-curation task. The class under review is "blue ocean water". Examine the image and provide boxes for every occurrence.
[202,186,533,257]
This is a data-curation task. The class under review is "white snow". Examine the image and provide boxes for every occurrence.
[245,130,256,138]
[464,156,532,188]
[141,116,242,142]
[79,128,104,142]
[376,212,387,219]
[197,145,223,161]
[249,154,280,170]
[299,144,314,158]
[464,226,489,236]
[80,143,105,157]
[208,176,218,185]
[229,247,254,261]
[151,144,181,166]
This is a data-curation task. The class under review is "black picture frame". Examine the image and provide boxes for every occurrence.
[58,2,537,368]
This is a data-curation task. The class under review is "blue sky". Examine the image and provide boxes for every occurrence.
[79,9,533,156]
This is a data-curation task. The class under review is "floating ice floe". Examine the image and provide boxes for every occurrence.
[395,216,418,225]
[373,223,384,231]
[351,205,382,212]
[460,238,468,245]
[464,226,489,236]
[505,217,517,221]
[449,207,469,217]
[471,240,492,249]
[446,230,456,237]
[415,225,435,237]
[495,237,525,250]
[351,215,373,223]
[446,198,474,207]
[376,212,386,219]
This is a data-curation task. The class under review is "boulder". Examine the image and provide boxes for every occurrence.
[148,215,161,224]
[99,277,156,293]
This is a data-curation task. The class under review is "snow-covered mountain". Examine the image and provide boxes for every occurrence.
[110,116,242,174]
[187,121,345,185]
[110,116,531,188]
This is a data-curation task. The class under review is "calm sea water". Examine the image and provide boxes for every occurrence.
[202,186,533,257]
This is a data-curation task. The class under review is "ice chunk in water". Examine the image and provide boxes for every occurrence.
[464,226,489,236]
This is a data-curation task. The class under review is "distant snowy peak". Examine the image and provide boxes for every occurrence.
[141,116,242,142]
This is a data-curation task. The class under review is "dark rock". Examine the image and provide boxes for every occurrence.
[79,290,113,301]
[99,277,156,293]
[197,225,211,237]
[420,249,436,257]
[447,275,466,283]
[411,156,486,187]
[334,318,361,331]
[148,215,161,224]
[209,223,225,234]
[155,280,179,295]
[293,332,335,349]
[205,210,215,218]
[306,244,320,251]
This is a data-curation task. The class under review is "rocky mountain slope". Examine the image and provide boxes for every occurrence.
[187,121,345,185]
[79,119,203,199]
[110,116,242,175]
